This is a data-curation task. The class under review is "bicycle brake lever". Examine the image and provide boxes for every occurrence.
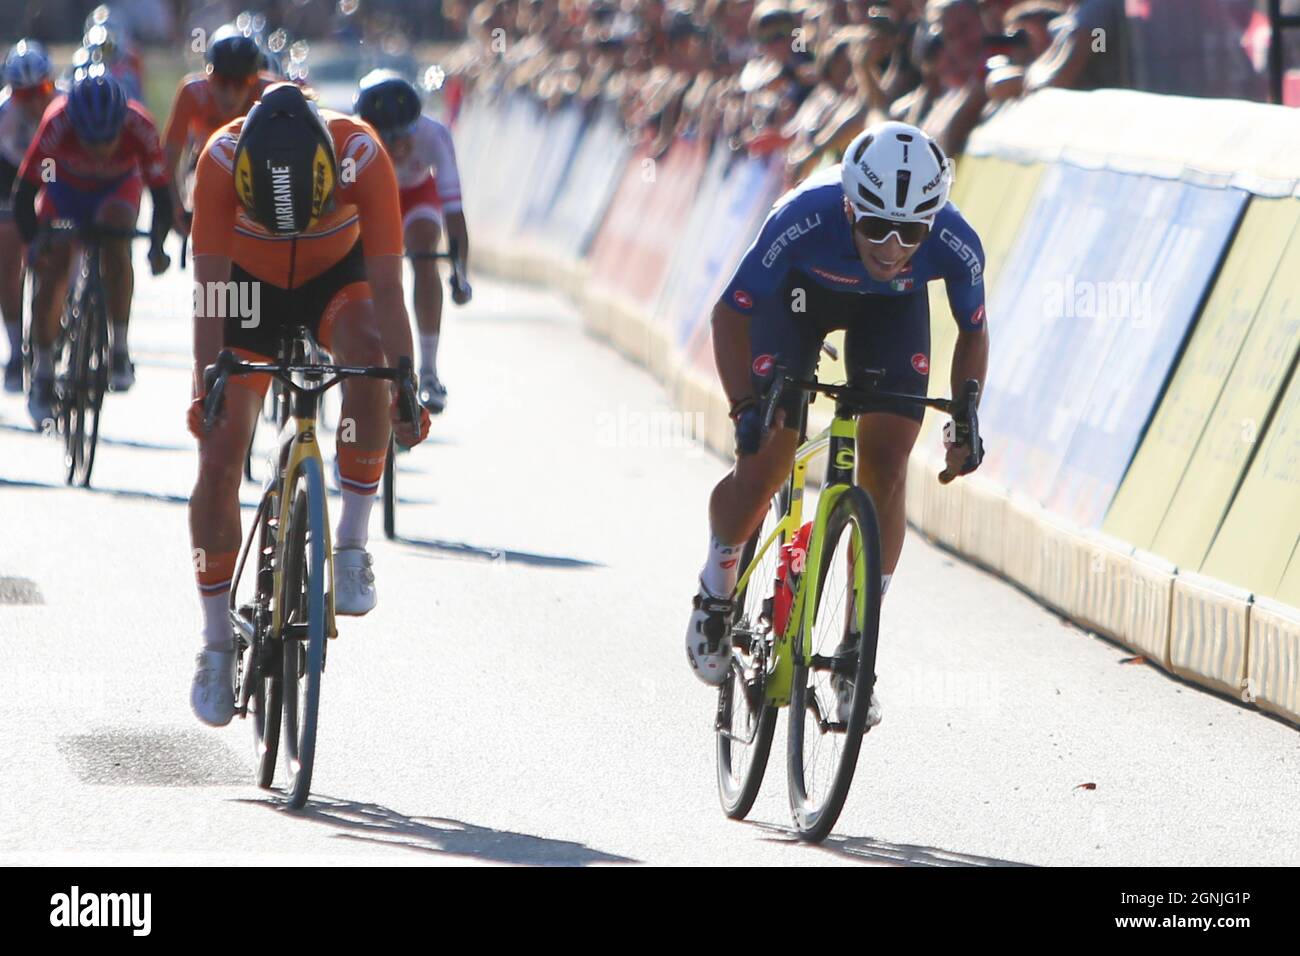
[761,368,787,433]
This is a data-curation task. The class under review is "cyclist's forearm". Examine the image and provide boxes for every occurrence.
[445,210,469,270]
[12,178,38,245]
[148,185,173,247]
[949,326,989,403]
[712,301,755,407]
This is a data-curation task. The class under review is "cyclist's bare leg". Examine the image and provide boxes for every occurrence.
[854,412,921,580]
[189,384,261,645]
[29,235,72,351]
[405,216,442,339]
[97,200,136,353]
[699,422,799,597]
[328,299,391,548]
[0,219,25,365]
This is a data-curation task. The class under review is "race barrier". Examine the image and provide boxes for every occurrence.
[456,86,1300,728]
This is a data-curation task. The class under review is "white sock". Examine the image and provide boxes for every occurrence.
[701,533,744,598]
[882,573,892,596]
[5,321,20,357]
[336,488,375,550]
[111,323,128,356]
[31,346,52,377]
[201,591,233,650]
[420,333,439,376]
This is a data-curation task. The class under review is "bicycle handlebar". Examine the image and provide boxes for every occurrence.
[201,349,419,435]
[407,237,470,304]
[41,219,152,242]
[760,367,983,479]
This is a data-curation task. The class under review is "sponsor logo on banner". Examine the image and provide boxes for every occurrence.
[911,352,929,374]
[761,213,822,267]
[733,289,753,309]
[811,266,861,285]
[753,354,775,376]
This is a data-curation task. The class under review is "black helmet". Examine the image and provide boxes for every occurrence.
[233,82,337,235]
[206,24,262,79]
[353,69,421,139]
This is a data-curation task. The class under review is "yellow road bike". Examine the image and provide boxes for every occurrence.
[202,329,419,808]
[717,366,981,842]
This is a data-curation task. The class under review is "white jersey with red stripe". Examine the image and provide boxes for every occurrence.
[391,114,462,212]
[0,91,42,167]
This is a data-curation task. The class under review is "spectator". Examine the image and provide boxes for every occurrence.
[1024,0,1127,93]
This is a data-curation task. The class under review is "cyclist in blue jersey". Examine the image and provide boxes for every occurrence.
[684,121,990,723]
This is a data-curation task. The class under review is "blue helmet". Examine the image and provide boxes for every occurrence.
[4,39,53,90]
[66,73,128,143]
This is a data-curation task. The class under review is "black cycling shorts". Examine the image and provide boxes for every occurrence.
[748,271,932,425]
[223,239,368,361]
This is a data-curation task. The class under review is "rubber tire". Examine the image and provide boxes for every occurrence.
[786,486,882,843]
[382,434,396,540]
[278,458,328,809]
[716,484,788,820]
[63,266,106,487]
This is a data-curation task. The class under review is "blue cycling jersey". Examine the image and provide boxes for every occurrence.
[722,164,988,332]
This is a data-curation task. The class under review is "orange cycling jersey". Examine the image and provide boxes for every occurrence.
[163,71,276,152]
[190,111,403,288]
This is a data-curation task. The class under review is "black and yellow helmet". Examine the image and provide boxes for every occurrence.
[232,82,337,235]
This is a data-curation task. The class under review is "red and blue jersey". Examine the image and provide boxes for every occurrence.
[723,165,987,331]
[18,95,168,193]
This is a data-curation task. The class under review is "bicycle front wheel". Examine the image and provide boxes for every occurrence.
[63,274,107,487]
[278,457,329,809]
[716,485,787,819]
[787,486,882,842]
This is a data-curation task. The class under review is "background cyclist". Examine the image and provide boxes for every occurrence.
[354,69,471,414]
[0,40,56,394]
[12,71,173,426]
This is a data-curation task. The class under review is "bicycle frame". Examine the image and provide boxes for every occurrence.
[265,403,338,641]
[733,414,866,707]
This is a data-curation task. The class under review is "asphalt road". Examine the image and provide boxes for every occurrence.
[1,259,1297,866]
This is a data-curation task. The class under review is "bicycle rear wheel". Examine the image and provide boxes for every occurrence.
[382,433,396,540]
[235,494,282,789]
[787,486,882,842]
[716,485,787,819]
[278,457,329,809]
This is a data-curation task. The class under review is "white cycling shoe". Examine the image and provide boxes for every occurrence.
[685,582,734,686]
[191,648,236,727]
[334,547,377,616]
[418,370,446,414]
[832,671,882,729]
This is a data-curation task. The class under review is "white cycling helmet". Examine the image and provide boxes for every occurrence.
[4,39,53,90]
[841,121,953,224]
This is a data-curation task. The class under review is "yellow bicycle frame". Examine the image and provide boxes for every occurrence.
[267,415,338,641]
[732,415,868,707]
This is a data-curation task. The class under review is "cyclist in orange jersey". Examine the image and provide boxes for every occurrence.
[186,82,430,726]
[162,25,274,237]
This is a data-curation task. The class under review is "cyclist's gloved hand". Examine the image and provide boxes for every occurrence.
[451,276,472,305]
[732,398,763,457]
[391,398,431,448]
[148,244,170,276]
[940,410,984,484]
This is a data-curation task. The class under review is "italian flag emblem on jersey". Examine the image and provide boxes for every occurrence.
[890,276,914,292]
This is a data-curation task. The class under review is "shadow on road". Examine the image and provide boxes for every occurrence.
[0,421,189,453]
[397,534,602,569]
[749,821,1032,866]
[244,794,635,866]
[0,476,261,509]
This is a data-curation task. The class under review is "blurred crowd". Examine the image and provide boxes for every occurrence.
[447,0,1128,178]
[4,0,461,47]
